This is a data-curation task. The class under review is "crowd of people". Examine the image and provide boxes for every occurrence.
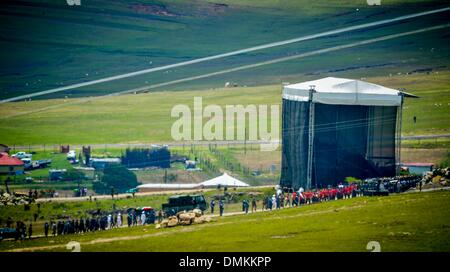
[4,212,125,240]
[3,177,421,241]
[237,184,362,213]
[206,184,361,216]
[209,199,225,216]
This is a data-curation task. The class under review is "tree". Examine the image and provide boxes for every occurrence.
[94,165,139,194]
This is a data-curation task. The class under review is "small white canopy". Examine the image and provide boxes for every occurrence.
[200,173,249,187]
[283,77,402,106]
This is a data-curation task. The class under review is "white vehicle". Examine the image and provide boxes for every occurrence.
[12,151,32,159]
[67,150,76,160]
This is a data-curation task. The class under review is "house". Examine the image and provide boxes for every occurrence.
[0,144,10,153]
[401,163,434,175]
[90,158,121,170]
[0,152,24,175]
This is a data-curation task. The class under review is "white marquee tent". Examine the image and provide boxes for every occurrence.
[200,173,249,187]
[282,77,403,106]
[137,173,249,192]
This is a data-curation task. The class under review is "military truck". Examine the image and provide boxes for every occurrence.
[361,178,389,196]
[162,194,207,216]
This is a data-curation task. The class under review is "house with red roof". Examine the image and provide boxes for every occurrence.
[0,152,24,175]
[0,144,10,153]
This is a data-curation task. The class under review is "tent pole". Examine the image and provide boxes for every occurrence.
[306,86,316,190]
[396,93,404,175]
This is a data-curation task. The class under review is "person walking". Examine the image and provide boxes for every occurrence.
[117,212,122,227]
[44,222,49,237]
[251,198,257,212]
[28,223,33,239]
[243,200,249,214]
[21,223,27,239]
[141,211,146,225]
[219,200,224,216]
[210,200,215,214]
[133,212,137,226]
[52,221,57,236]
[107,214,112,229]
[157,210,163,223]
[127,213,132,227]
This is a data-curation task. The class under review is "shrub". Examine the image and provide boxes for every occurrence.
[94,165,139,194]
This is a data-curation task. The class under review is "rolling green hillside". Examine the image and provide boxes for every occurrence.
[0,72,448,145]
[0,0,449,100]
[1,190,449,252]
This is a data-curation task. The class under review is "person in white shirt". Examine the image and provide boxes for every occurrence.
[141,211,146,225]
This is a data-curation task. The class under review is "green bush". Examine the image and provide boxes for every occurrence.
[344,176,362,184]
[94,165,139,194]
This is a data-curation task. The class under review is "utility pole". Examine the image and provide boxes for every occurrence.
[244,126,247,155]
[306,85,316,190]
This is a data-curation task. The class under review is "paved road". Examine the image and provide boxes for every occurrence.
[2,7,449,104]
[35,185,275,203]
[10,133,450,150]
[401,134,450,140]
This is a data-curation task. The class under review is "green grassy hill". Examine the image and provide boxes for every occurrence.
[0,0,449,100]
[0,72,448,145]
[1,190,449,252]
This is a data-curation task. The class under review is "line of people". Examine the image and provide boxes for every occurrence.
[40,213,124,238]
[262,184,360,211]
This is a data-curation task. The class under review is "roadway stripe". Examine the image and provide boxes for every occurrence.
[2,23,449,119]
[1,7,449,103]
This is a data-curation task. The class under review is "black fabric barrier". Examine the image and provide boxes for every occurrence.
[280,99,398,190]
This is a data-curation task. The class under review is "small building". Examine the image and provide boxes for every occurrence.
[90,158,121,170]
[0,152,24,175]
[0,144,10,154]
[402,163,434,175]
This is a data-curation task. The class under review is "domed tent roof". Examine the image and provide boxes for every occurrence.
[200,173,249,187]
[283,77,402,106]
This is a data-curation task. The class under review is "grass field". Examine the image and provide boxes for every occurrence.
[0,186,274,237]
[0,72,449,145]
[1,190,449,252]
[0,0,449,100]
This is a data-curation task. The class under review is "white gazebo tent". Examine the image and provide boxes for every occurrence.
[200,173,249,187]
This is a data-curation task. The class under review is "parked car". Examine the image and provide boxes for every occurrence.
[0,228,18,241]
[23,159,52,170]
[12,152,32,159]
[67,150,76,160]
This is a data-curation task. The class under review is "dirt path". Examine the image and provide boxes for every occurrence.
[36,185,275,203]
